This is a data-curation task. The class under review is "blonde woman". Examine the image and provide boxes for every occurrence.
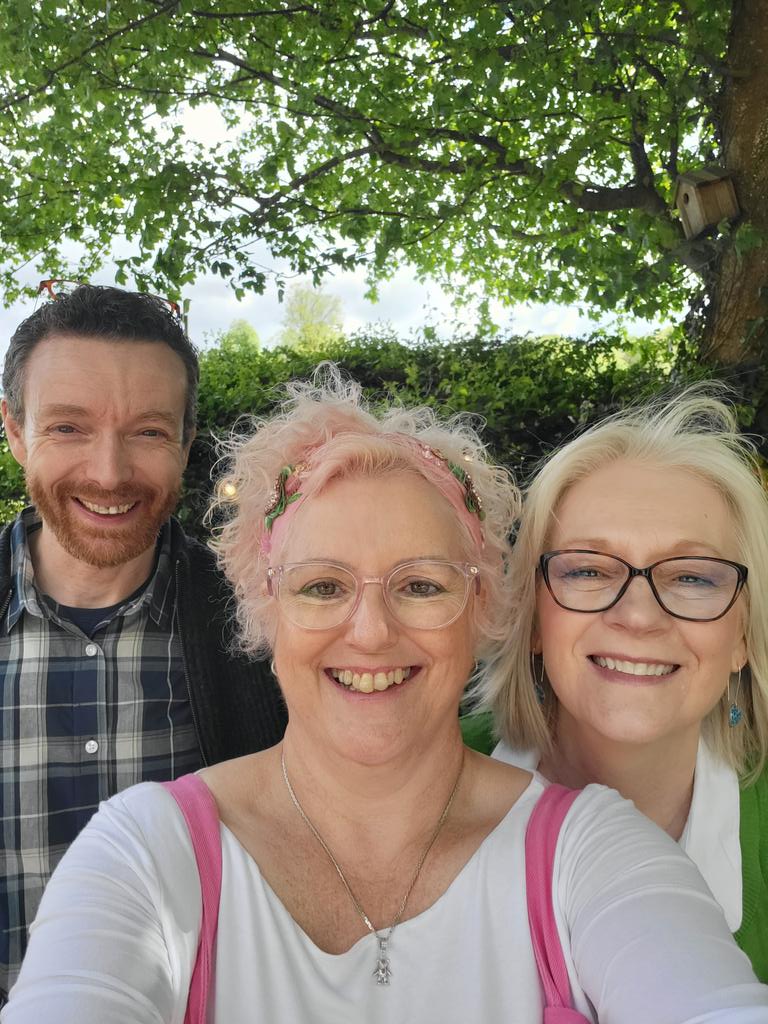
[464,385,768,980]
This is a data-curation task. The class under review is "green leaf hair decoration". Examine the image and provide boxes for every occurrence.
[447,460,485,521]
[264,465,303,532]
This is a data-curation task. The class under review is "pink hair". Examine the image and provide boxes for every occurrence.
[209,366,519,658]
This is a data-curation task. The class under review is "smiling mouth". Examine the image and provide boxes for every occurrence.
[328,667,414,693]
[76,498,137,516]
[590,655,678,677]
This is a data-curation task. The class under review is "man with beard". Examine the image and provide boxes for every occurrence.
[0,284,287,1002]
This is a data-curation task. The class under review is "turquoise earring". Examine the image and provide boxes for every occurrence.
[532,653,546,706]
[728,666,744,728]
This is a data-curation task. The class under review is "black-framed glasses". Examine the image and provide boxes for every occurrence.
[539,550,748,622]
[266,560,480,631]
[37,279,182,318]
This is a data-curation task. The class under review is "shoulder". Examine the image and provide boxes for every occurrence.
[170,520,230,607]
[169,519,216,571]
[557,784,694,883]
[76,781,195,858]
[45,781,203,927]
[0,517,16,577]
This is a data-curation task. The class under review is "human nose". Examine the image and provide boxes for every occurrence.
[84,433,134,491]
[602,573,669,632]
[345,580,398,648]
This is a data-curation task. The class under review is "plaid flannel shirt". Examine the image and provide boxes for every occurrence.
[0,509,203,996]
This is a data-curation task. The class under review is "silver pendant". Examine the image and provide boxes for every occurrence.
[373,934,392,985]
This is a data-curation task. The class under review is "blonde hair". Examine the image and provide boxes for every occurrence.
[210,365,520,667]
[477,383,768,784]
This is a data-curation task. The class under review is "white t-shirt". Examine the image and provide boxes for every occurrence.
[493,738,743,930]
[4,774,767,1024]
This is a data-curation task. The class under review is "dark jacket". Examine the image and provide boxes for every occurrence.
[0,517,288,765]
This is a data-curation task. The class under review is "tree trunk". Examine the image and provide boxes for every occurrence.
[702,0,768,384]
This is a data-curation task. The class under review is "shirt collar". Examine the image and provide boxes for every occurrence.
[6,508,174,630]
[8,508,45,627]
[679,738,742,931]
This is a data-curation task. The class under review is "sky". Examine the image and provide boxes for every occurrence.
[0,260,666,360]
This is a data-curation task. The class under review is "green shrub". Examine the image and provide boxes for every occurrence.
[2,328,753,536]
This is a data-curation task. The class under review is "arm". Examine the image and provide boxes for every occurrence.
[559,786,768,1023]
[1,784,198,1024]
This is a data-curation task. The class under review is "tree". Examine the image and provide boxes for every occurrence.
[0,1,765,394]
[211,318,261,353]
[278,283,344,349]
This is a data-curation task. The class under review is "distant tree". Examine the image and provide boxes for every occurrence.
[213,318,261,353]
[278,284,344,350]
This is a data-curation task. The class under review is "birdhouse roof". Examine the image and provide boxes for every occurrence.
[674,167,732,203]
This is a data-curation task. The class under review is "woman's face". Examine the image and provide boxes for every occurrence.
[271,470,477,765]
[536,458,747,749]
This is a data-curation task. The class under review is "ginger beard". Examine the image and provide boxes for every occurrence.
[27,471,181,569]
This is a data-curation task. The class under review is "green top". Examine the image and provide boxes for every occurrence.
[460,710,768,982]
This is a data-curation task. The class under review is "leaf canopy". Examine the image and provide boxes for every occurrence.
[0,0,731,316]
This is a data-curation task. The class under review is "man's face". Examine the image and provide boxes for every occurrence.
[2,335,192,568]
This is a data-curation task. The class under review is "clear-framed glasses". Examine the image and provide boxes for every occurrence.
[266,560,480,631]
[539,549,748,623]
[37,279,182,318]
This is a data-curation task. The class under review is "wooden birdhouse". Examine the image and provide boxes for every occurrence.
[674,168,739,240]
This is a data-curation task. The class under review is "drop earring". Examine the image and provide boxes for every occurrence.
[531,653,546,705]
[728,666,743,728]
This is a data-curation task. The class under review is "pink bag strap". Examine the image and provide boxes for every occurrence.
[525,783,591,1024]
[161,774,223,1024]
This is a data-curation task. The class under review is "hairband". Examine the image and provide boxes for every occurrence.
[259,438,485,557]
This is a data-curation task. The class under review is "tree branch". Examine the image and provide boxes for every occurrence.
[0,0,180,112]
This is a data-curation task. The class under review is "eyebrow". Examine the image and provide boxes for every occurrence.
[286,555,455,567]
[40,404,181,428]
[556,538,729,559]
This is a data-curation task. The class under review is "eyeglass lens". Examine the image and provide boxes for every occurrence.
[544,551,742,620]
[275,561,472,629]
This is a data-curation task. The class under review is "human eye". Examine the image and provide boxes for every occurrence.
[663,564,720,588]
[562,565,601,579]
[300,579,346,599]
[392,562,463,600]
[288,567,353,602]
[50,424,78,435]
[558,562,611,581]
[400,577,444,597]
[552,554,621,587]
[675,572,715,587]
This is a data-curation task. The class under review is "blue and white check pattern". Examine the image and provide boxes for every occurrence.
[0,510,202,995]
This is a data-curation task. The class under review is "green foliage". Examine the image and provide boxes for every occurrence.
[277,284,344,351]
[0,1,733,318]
[179,325,713,536]
[0,439,26,522]
[1,328,757,536]
[208,318,261,354]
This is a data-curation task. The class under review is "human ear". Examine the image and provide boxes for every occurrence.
[1,399,28,467]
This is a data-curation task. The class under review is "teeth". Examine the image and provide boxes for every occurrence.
[81,499,134,515]
[594,656,675,677]
[330,667,412,693]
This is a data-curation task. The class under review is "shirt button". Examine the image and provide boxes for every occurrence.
[85,643,99,657]
[85,739,99,754]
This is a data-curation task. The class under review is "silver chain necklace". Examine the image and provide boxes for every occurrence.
[280,747,465,986]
